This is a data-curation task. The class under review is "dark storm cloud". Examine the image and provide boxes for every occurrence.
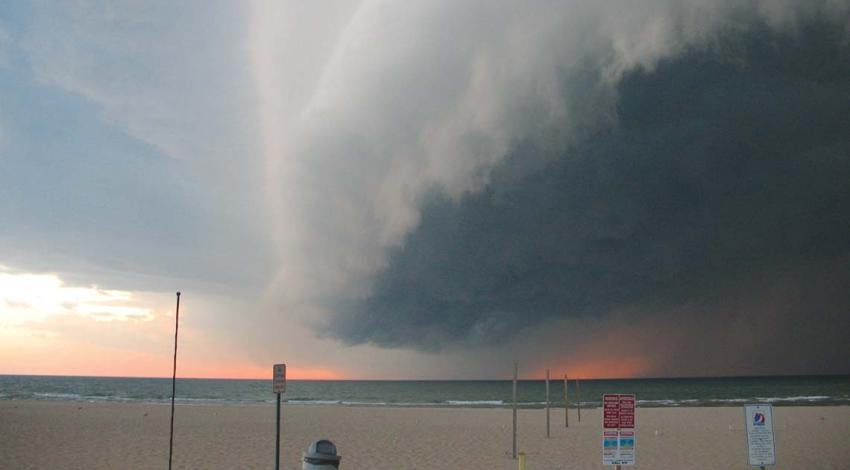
[327,18,850,354]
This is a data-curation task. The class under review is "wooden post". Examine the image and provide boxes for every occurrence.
[576,378,581,423]
[513,362,518,460]
[545,368,550,439]
[564,374,569,428]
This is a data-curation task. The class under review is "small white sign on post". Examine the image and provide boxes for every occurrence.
[273,363,286,393]
[745,404,776,467]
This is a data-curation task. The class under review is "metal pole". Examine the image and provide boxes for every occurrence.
[512,362,518,459]
[545,368,550,438]
[564,374,569,428]
[168,291,181,470]
[275,392,281,470]
[576,378,581,423]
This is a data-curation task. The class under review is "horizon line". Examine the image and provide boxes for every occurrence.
[2,372,849,381]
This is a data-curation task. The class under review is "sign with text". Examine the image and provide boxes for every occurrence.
[745,404,776,467]
[602,394,636,466]
[273,363,286,393]
[602,430,636,466]
[603,394,636,429]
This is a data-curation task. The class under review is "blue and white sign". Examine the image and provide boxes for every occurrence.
[744,404,776,466]
[602,430,635,466]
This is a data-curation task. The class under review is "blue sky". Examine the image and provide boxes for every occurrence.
[0,2,266,290]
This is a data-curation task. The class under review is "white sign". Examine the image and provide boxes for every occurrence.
[602,430,636,466]
[745,404,776,467]
[273,363,286,393]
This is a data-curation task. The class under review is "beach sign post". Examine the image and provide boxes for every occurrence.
[168,291,181,470]
[576,379,581,422]
[545,368,550,438]
[602,393,636,468]
[744,404,776,468]
[273,363,287,470]
[512,362,518,459]
[564,374,569,428]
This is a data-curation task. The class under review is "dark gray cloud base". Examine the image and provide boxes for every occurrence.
[327,17,850,369]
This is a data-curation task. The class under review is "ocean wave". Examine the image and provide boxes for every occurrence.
[637,399,683,406]
[33,392,86,400]
[286,399,343,405]
[341,401,390,406]
[32,392,158,403]
[446,400,504,406]
[755,395,831,403]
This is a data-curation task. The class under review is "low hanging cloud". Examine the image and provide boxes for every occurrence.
[257,1,850,369]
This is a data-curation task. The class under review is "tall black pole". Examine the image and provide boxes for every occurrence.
[168,292,181,470]
[275,393,281,470]
[512,362,517,459]
[546,368,550,438]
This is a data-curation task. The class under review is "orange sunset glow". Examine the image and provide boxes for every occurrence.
[0,336,347,380]
[533,355,653,380]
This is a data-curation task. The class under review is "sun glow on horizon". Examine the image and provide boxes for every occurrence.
[0,265,352,381]
[532,355,653,380]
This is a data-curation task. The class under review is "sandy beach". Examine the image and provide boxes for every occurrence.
[1,401,849,469]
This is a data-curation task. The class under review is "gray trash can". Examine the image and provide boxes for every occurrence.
[302,439,341,469]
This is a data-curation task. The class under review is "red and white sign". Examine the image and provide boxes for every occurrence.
[619,394,635,428]
[603,393,637,466]
[603,393,635,429]
[273,363,286,393]
[604,394,620,428]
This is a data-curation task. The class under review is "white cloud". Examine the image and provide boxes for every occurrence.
[0,265,156,325]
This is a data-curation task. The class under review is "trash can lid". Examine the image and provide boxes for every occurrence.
[303,439,341,463]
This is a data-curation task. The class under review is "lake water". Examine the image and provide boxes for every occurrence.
[2,375,849,408]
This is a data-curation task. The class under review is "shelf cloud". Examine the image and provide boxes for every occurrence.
[254,1,850,372]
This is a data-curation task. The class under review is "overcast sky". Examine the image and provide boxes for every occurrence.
[1,0,849,379]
